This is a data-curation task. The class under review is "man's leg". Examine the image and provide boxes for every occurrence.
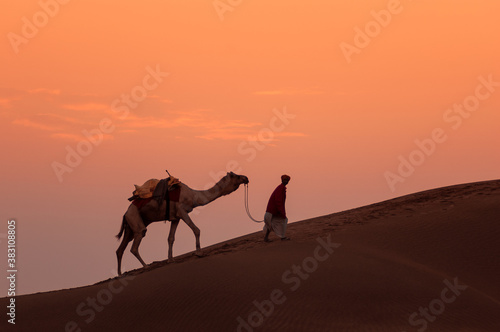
[264,228,271,242]
[280,218,290,241]
[263,212,273,242]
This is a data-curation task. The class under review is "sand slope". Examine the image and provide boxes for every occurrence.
[3,180,500,331]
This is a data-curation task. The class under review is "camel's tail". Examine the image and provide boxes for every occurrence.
[116,215,127,240]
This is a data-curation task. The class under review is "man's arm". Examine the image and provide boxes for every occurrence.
[276,186,286,218]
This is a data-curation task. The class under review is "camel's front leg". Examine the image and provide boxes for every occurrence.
[179,209,202,256]
[167,219,180,262]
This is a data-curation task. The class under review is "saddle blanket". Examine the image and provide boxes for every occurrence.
[132,197,153,209]
[133,179,160,199]
[133,177,182,199]
[132,185,181,208]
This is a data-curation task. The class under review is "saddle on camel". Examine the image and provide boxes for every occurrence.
[128,174,182,221]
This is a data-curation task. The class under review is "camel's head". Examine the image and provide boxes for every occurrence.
[219,172,249,195]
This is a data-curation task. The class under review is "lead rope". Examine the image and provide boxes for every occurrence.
[244,183,264,223]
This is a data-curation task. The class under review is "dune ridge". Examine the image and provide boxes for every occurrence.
[2,179,500,331]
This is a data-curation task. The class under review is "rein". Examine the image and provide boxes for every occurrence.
[244,183,264,223]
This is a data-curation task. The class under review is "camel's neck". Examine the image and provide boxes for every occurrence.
[191,179,229,207]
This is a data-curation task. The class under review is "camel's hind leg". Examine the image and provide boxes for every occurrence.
[124,204,148,269]
[130,232,147,268]
[116,226,133,276]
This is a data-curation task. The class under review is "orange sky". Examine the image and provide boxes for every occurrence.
[1,0,499,295]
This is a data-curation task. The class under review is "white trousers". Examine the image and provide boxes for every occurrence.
[263,212,288,238]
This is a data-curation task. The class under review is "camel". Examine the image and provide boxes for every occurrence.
[115,171,249,275]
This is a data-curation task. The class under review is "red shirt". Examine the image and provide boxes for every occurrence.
[266,183,287,218]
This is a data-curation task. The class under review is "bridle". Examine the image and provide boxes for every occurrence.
[244,183,264,223]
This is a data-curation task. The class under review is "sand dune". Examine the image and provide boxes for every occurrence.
[3,180,500,331]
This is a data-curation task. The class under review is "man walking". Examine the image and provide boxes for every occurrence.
[264,174,291,242]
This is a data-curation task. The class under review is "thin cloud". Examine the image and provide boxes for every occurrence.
[8,88,302,144]
[120,107,295,141]
[121,115,179,129]
[147,95,173,104]
[195,131,253,141]
[38,113,94,126]
[275,132,308,137]
[218,121,262,129]
[50,133,84,141]
[196,130,307,141]
[28,88,61,95]
[0,98,12,108]
[121,111,261,132]
[254,88,325,96]
[12,118,60,132]
[62,102,109,111]
[50,132,115,142]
